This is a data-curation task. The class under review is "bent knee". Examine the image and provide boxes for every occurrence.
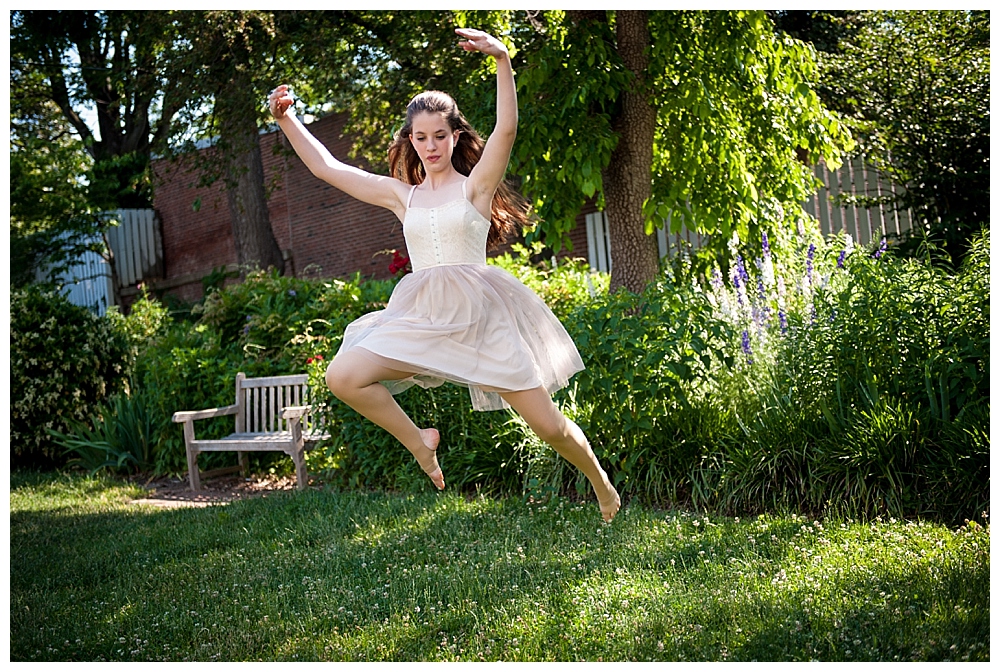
[533,415,570,446]
[324,354,385,399]
[324,360,354,399]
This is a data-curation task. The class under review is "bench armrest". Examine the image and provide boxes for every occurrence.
[281,405,313,420]
[172,404,239,423]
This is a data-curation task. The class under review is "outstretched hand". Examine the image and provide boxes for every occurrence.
[456,28,509,59]
[268,85,295,120]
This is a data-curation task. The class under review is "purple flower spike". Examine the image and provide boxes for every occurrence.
[736,255,750,286]
[741,329,753,364]
[874,238,887,259]
[779,309,788,335]
[288,289,297,297]
[837,249,847,269]
[711,267,723,291]
[762,231,771,257]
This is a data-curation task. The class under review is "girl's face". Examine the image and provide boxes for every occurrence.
[409,112,460,173]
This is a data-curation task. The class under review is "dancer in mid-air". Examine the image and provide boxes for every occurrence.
[268,27,619,522]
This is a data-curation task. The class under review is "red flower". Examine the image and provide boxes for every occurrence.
[388,249,411,275]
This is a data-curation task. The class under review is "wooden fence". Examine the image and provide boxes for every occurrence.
[585,155,913,273]
[105,209,164,288]
[803,156,913,244]
[47,243,116,316]
[41,209,163,315]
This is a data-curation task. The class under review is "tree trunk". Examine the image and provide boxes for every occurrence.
[603,10,659,294]
[216,63,285,275]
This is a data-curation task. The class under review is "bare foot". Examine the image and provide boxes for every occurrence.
[414,428,444,490]
[595,470,620,523]
[598,487,621,523]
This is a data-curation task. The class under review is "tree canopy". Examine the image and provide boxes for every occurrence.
[9,57,103,288]
[334,10,855,290]
[813,10,989,263]
[10,10,189,209]
[13,10,919,293]
[9,10,193,286]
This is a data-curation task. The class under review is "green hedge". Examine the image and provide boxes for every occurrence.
[126,271,396,475]
[10,286,131,467]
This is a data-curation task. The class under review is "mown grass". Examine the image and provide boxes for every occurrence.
[10,471,989,662]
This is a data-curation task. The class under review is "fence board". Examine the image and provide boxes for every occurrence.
[584,156,912,274]
[34,234,113,316]
[110,209,162,288]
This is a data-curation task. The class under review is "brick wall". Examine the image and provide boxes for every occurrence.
[149,112,595,305]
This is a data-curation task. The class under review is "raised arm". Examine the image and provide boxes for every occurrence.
[457,29,518,213]
[268,86,410,220]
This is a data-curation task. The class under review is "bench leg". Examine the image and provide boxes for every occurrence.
[289,419,308,490]
[292,448,308,490]
[238,451,249,478]
[183,420,201,491]
[186,447,201,491]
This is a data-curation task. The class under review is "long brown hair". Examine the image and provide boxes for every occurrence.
[387,90,530,251]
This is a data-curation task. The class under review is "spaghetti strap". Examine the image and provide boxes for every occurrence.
[406,184,418,209]
[462,179,468,201]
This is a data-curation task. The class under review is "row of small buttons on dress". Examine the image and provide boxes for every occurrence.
[429,209,444,265]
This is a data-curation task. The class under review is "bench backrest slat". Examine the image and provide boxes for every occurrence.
[241,374,308,388]
[234,373,315,434]
[235,373,246,433]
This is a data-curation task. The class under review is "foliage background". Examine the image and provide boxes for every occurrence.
[774,9,989,263]
[9,9,989,527]
[33,234,987,525]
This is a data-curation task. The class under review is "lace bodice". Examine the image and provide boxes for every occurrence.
[403,184,489,272]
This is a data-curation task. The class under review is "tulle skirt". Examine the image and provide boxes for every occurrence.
[336,263,584,411]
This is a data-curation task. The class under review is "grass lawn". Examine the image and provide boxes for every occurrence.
[9,471,989,662]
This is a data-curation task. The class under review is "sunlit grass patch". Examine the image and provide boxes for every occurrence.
[10,472,989,662]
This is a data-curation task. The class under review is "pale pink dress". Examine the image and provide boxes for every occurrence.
[336,180,585,411]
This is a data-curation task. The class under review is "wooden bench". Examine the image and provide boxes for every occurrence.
[172,372,328,491]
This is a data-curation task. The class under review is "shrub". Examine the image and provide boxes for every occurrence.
[131,315,254,475]
[105,285,171,361]
[10,285,131,467]
[700,228,990,522]
[488,242,608,320]
[129,270,398,476]
[552,276,735,501]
